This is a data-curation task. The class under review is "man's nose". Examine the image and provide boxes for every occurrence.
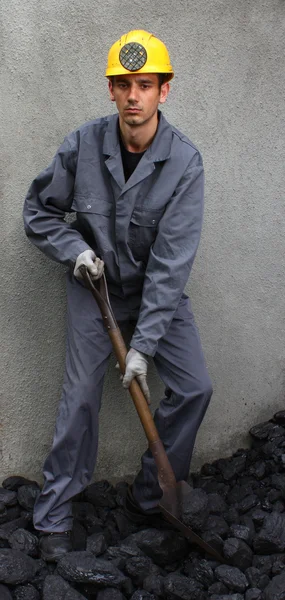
[127,85,139,102]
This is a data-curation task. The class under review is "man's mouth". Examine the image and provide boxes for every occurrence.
[124,107,142,112]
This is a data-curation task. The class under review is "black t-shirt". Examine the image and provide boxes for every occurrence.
[119,135,145,182]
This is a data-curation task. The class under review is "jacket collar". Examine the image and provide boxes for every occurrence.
[102,110,173,161]
[103,111,173,195]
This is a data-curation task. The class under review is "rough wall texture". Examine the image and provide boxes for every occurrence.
[1,0,284,483]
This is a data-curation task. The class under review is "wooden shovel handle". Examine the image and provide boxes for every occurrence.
[79,267,177,490]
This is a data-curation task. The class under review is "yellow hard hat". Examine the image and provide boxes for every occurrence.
[106,30,174,81]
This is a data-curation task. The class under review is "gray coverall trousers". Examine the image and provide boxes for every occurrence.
[33,273,213,532]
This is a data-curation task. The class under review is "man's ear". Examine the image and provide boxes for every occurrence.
[159,82,170,104]
[108,79,115,101]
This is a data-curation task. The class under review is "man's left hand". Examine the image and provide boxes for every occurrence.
[122,348,150,404]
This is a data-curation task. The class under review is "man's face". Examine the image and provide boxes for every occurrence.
[108,73,169,127]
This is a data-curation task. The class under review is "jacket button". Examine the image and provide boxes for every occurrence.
[87,205,91,209]
[152,219,156,224]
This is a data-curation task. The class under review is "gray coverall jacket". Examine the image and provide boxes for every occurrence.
[23,111,204,357]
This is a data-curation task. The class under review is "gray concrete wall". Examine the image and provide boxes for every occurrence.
[1,0,284,484]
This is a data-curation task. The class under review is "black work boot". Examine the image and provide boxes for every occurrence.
[39,531,72,562]
[124,486,167,527]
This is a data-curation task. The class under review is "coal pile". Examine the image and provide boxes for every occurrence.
[1,411,285,599]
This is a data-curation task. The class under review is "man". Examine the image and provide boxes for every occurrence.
[23,29,213,562]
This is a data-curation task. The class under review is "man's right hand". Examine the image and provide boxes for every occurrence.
[74,249,104,281]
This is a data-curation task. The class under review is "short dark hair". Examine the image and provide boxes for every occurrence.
[158,74,169,87]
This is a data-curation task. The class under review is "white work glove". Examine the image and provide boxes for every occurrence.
[121,348,150,404]
[74,249,104,281]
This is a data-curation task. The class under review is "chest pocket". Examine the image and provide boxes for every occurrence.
[128,208,164,261]
[71,195,112,217]
[71,195,113,249]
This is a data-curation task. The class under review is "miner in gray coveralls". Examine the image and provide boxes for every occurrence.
[23,29,213,561]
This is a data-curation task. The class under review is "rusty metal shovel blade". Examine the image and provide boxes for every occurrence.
[159,480,224,561]
[80,267,224,563]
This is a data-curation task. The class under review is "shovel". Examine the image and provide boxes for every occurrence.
[80,266,224,562]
